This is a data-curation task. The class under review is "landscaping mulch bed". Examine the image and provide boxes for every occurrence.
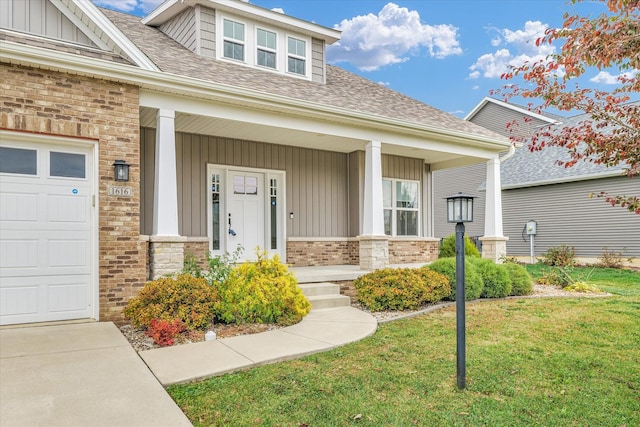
[120,283,606,352]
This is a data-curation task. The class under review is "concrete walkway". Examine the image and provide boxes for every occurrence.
[140,306,377,386]
[0,322,192,427]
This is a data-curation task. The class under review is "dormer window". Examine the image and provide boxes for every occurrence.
[223,19,245,61]
[287,37,306,75]
[256,28,277,69]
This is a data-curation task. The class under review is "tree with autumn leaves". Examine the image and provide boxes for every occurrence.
[495,0,639,214]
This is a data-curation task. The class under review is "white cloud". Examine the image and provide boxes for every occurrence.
[469,21,555,79]
[590,70,639,84]
[378,81,391,86]
[92,0,164,13]
[327,2,462,72]
[472,85,480,90]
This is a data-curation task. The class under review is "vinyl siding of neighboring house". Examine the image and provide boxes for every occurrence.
[503,176,640,258]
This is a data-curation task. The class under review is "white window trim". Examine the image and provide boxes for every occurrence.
[383,178,421,237]
[255,27,277,70]
[215,12,312,80]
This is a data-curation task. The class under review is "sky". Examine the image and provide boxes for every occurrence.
[91,0,626,118]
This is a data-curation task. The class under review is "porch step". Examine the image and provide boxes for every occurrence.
[299,282,351,310]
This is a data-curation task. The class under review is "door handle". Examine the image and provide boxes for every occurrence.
[228,213,236,236]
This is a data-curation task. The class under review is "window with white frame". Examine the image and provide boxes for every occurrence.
[256,28,277,69]
[223,19,245,61]
[287,36,306,75]
[383,179,419,236]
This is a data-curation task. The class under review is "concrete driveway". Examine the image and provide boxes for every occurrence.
[0,322,191,427]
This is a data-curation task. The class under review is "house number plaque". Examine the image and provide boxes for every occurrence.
[108,186,133,197]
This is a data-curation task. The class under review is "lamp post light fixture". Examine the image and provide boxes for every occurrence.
[113,160,130,182]
[445,192,476,390]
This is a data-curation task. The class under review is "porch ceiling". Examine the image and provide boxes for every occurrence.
[139,107,486,167]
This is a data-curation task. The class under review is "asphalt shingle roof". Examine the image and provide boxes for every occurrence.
[99,8,505,142]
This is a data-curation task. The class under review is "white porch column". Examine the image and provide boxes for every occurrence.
[359,140,388,269]
[480,156,508,262]
[153,109,179,236]
[150,109,185,279]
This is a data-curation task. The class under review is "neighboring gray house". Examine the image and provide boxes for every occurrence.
[434,97,639,264]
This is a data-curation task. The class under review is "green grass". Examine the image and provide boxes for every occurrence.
[525,263,640,296]
[168,268,640,426]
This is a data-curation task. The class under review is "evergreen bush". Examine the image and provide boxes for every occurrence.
[428,257,484,301]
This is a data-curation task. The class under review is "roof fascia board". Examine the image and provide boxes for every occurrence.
[62,0,158,70]
[143,0,341,43]
[1,40,509,152]
[465,96,560,124]
[502,169,627,190]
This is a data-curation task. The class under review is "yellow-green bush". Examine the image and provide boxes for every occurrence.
[354,267,450,311]
[439,234,481,258]
[215,251,311,325]
[428,257,484,301]
[124,274,218,330]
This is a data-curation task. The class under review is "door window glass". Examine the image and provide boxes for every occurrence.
[50,151,85,178]
[0,147,37,175]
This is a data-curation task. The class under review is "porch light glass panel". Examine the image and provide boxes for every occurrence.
[211,174,221,250]
[270,178,277,250]
[446,194,474,223]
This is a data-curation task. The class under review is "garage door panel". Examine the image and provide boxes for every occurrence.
[48,240,87,267]
[0,192,38,221]
[0,239,39,269]
[47,194,88,223]
[48,280,89,313]
[0,283,38,317]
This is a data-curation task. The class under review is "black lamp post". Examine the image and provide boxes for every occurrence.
[445,192,475,389]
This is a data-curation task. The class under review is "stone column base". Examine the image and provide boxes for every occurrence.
[358,235,389,270]
[149,235,187,279]
[479,236,509,263]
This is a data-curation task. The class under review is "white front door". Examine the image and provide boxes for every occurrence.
[227,171,264,261]
[207,165,285,262]
[0,139,95,325]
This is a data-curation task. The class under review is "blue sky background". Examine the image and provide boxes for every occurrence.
[93,0,628,118]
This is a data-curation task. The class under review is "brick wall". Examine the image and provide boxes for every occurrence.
[286,239,358,266]
[0,63,144,323]
[389,239,439,264]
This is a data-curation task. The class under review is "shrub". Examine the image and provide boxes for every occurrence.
[595,247,631,269]
[124,274,218,330]
[540,245,575,267]
[145,319,185,347]
[215,251,311,325]
[503,263,533,296]
[205,245,244,286]
[439,234,481,259]
[354,267,450,311]
[536,266,574,288]
[564,281,601,293]
[428,257,483,301]
[469,258,512,298]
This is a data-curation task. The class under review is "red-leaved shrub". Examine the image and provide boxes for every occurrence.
[145,318,185,347]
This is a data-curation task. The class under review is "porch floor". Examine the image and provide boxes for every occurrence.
[290,263,427,283]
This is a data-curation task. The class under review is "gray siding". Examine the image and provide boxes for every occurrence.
[471,102,550,139]
[311,37,325,84]
[433,163,487,239]
[503,176,640,258]
[0,0,94,46]
[159,7,197,53]
[199,6,216,58]
[140,128,350,238]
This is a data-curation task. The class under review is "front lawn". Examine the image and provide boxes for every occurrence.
[167,268,640,426]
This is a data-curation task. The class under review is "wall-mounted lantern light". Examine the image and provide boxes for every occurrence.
[445,192,476,390]
[113,160,130,182]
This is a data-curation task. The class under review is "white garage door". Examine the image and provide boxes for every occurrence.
[0,140,95,325]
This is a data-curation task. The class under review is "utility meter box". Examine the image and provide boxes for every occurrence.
[526,220,537,235]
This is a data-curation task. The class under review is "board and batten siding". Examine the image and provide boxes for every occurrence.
[432,163,487,239]
[159,7,197,53]
[0,0,95,46]
[470,102,551,139]
[503,176,640,258]
[140,128,350,238]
